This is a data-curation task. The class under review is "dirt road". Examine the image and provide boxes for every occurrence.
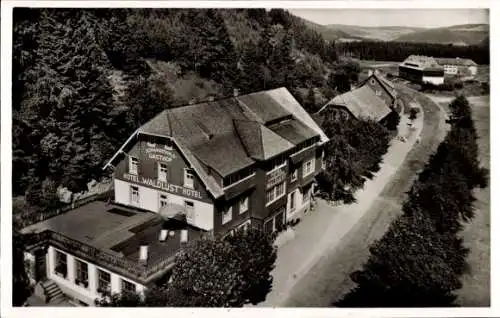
[280,86,448,307]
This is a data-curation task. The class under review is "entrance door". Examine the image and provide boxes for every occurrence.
[34,250,47,281]
[275,209,285,232]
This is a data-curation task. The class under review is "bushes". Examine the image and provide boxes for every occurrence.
[316,111,390,203]
[335,95,488,307]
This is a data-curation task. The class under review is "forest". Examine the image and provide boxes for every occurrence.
[12,8,343,220]
[336,40,489,64]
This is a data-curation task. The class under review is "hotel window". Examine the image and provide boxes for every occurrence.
[130,186,139,205]
[75,259,88,288]
[266,181,286,206]
[184,168,194,189]
[223,167,254,188]
[290,168,298,182]
[158,163,168,182]
[121,279,136,294]
[222,206,232,225]
[266,188,275,204]
[289,190,296,212]
[97,269,111,294]
[267,155,286,173]
[275,182,285,198]
[159,194,168,209]
[129,156,138,175]
[54,250,67,278]
[303,159,314,177]
[185,200,194,222]
[240,196,248,214]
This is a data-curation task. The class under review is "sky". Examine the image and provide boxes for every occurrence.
[289,9,489,28]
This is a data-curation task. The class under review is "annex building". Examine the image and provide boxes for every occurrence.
[434,57,478,80]
[398,55,445,85]
[21,87,329,306]
[314,70,398,125]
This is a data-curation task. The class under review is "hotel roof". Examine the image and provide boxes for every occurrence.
[106,88,328,199]
[21,201,204,274]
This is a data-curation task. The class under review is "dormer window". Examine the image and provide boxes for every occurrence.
[129,156,138,175]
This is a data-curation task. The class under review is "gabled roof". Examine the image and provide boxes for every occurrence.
[359,70,397,100]
[319,85,393,122]
[104,88,327,199]
[435,57,477,67]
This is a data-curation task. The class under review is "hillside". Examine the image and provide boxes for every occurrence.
[301,19,365,42]
[12,8,344,212]
[394,23,489,45]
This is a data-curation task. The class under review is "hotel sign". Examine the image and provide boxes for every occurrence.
[123,173,203,199]
[145,147,176,163]
[266,167,287,189]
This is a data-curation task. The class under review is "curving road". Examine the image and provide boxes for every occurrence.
[282,85,449,307]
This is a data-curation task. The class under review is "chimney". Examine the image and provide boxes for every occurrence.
[139,245,149,262]
[180,229,188,243]
[159,229,168,242]
[233,89,239,97]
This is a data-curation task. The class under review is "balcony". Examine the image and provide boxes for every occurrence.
[28,230,176,285]
[290,145,316,165]
[223,173,257,201]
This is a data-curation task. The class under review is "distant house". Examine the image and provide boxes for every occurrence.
[399,55,445,85]
[357,70,398,108]
[435,57,478,79]
[315,70,397,126]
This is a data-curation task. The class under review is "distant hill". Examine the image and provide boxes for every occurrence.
[393,24,489,45]
[297,16,489,46]
[301,19,365,42]
[324,24,425,41]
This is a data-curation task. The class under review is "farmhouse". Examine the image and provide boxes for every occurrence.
[399,55,445,85]
[21,87,328,306]
[434,57,478,79]
[315,71,397,125]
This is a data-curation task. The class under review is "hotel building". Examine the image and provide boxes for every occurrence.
[21,87,329,306]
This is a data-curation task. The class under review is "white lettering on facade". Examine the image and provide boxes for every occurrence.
[266,167,287,189]
[145,147,176,162]
[123,173,202,199]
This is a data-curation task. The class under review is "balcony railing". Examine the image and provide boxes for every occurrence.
[28,230,176,285]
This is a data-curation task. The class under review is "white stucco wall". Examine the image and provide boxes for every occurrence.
[422,76,444,85]
[114,179,214,230]
[47,246,144,306]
